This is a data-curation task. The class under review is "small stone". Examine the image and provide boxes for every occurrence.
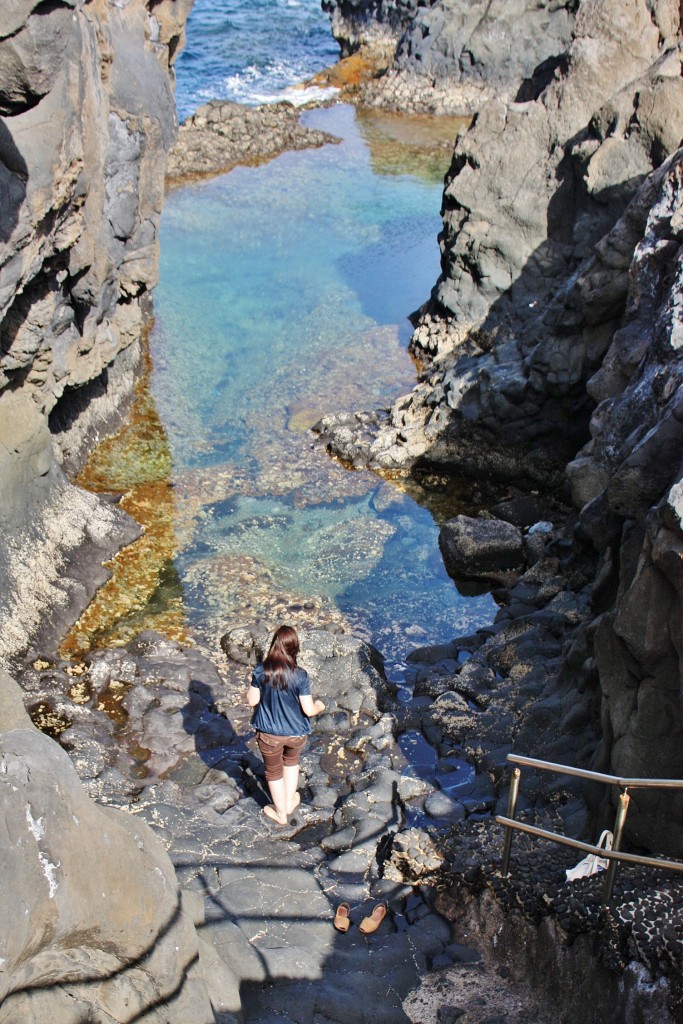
[437,1008,465,1024]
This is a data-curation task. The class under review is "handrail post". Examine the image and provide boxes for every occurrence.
[501,767,521,876]
[602,790,630,905]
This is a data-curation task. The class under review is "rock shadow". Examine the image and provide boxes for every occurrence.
[180,678,242,770]
[172,833,453,1024]
[0,118,28,244]
[400,121,663,492]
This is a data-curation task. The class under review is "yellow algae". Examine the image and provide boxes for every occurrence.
[65,662,87,676]
[307,45,393,94]
[356,108,472,184]
[29,701,71,739]
[69,680,92,704]
[60,339,192,657]
[61,482,191,655]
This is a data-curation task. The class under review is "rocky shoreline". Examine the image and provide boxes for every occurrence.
[2,0,683,1021]
[166,99,341,187]
[7,574,681,1022]
[315,0,683,851]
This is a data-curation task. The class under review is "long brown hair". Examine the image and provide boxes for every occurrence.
[263,625,300,690]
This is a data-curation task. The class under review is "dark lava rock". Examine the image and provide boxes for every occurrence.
[439,515,525,584]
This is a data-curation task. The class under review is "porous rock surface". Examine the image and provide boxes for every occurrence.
[0,0,191,667]
[167,100,341,186]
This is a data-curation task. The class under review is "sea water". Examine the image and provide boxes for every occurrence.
[174,0,339,120]
[149,95,496,672]
[69,0,496,673]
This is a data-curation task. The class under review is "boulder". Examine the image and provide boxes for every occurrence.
[439,515,525,583]
[0,669,212,1023]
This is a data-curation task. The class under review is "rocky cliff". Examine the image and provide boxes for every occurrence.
[0,5,229,1020]
[0,0,192,667]
[323,0,579,113]
[318,0,683,852]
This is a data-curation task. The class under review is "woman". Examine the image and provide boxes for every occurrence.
[247,625,325,825]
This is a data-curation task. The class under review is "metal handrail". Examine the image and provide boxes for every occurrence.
[497,753,683,905]
[496,817,683,873]
[505,753,683,790]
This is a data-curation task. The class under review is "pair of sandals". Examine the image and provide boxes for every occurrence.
[333,901,387,935]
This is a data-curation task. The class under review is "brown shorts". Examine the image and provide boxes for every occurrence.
[256,731,307,782]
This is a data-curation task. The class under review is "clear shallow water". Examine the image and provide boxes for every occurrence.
[174,0,339,120]
[149,105,496,672]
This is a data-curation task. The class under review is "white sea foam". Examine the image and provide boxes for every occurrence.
[217,61,338,108]
[175,0,338,119]
[274,84,340,107]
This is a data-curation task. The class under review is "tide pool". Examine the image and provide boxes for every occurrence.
[146,104,496,672]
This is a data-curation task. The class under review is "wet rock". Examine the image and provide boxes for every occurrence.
[439,515,525,583]
[438,1009,465,1024]
[424,791,466,823]
[446,942,482,965]
[429,691,479,740]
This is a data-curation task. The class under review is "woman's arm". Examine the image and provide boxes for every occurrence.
[300,694,325,717]
[247,684,261,708]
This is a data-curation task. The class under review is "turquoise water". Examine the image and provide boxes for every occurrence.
[151,105,496,671]
[174,0,338,120]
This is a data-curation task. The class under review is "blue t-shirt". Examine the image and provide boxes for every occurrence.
[250,663,312,736]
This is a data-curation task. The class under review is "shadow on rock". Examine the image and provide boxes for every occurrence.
[0,119,27,245]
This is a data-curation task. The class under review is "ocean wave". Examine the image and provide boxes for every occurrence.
[175,0,338,119]
[216,57,336,106]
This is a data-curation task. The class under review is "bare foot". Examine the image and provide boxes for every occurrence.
[287,792,301,815]
[263,804,288,826]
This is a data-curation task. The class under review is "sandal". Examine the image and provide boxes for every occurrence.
[333,902,351,933]
[358,901,387,935]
